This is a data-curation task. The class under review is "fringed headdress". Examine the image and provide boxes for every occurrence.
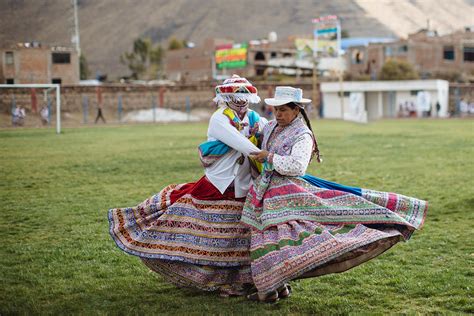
[213,75,261,105]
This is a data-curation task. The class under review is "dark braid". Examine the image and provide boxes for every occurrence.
[288,102,322,163]
[300,108,321,163]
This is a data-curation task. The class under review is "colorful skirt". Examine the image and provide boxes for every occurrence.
[241,173,428,294]
[108,176,253,295]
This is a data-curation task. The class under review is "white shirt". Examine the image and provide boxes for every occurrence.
[271,133,313,176]
[205,107,267,198]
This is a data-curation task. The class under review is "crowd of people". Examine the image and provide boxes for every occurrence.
[11,105,50,126]
[108,75,427,303]
[459,98,474,117]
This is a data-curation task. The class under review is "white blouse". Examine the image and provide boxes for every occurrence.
[269,133,313,176]
[205,107,267,197]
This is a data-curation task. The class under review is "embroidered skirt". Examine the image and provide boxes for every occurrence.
[241,173,428,294]
[108,176,252,294]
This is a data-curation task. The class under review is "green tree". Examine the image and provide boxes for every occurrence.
[149,44,164,78]
[120,37,164,79]
[330,30,349,40]
[168,37,185,50]
[379,59,419,80]
[79,54,90,80]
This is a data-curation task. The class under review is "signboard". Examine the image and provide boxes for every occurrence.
[215,43,248,69]
[294,38,337,58]
[312,15,341,58]
[315,28,338,36]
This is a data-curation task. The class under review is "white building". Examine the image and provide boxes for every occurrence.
[321,80,449,122]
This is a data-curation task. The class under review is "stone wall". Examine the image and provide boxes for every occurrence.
[0,82,316,115]
[0,83,214,114]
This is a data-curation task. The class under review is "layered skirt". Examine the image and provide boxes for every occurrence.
[109,174,427,296]
[240,173,427,294]
[108,176,253,295]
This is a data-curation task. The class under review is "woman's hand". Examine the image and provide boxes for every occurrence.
[250,150,269,163]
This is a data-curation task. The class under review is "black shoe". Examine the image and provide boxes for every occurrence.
[247,290,279,303]
[277,284,292,299]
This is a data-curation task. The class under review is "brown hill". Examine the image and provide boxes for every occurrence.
[1,0,473,79]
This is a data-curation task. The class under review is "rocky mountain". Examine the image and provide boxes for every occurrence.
[1,0,473,79]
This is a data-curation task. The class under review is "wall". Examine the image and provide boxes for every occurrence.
[0,82,317,117]
[365,91,381,120]
[321,93,346,119]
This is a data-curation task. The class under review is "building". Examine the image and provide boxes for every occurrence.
[246,39,297,77]
[0,42,79,85]
[164,37,317,82]
[321,80,449,122]
[347,28,474,80]
[164,38,238,82]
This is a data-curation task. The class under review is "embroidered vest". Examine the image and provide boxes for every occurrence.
[262,118,312,157]
[253,118,312,200]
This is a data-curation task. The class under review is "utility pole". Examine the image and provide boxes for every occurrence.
[72,0,81,57]
[311,20,319,118]
[336,18,344,120]
[313,15,343,119]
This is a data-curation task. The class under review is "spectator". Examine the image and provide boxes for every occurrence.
[95,103,106,124]
[459,98,468,117]
[12,106,26,126]
[40,106,49,125]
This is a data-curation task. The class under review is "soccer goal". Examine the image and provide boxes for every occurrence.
[0,84,61,133]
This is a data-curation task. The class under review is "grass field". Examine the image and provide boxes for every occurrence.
[1,119,473,315]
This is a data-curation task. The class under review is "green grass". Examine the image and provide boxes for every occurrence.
[1,119,473,315]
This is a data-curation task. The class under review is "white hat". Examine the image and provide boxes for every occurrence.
[265,86,311,107]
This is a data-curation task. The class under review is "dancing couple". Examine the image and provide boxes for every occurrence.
[108,75,427,303]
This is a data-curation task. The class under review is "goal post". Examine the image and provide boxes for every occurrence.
[0,84,61,134]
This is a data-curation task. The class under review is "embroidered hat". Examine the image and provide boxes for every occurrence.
[213,74,261,104]
[264,86,311,107]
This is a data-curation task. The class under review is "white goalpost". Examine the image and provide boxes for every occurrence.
[0,83,61,134]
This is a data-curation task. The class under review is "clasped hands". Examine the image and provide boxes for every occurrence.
[250,150,269,163]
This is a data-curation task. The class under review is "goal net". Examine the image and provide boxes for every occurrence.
[0,84,61,133]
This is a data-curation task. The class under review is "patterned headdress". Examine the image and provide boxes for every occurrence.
[213,74,261,105]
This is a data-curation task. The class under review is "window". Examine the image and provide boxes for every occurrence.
[52,78,62,84]
[351,50,364,64]
[52,52,70,64]
[398,45,408,53]
[270,52,277,58]
[384,46,393,56]
[255,67,265,76]
[410,90,420,96]
[463,46,474,62]
[6,78,14,84]
[254,52,265,61]
[5,51,14,65]
[443,46,455,60]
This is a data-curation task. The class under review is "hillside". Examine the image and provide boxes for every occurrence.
[0,0,473,79]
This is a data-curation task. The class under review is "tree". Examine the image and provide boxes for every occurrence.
[379,59,419,80]
[79,54,90,80]
[330,30,350,40]
[168,37,185,50]
[120,37,164,79]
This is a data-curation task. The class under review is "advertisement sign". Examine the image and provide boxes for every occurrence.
[312,15,341,58]
[215,43,248,69]
[294,38,337,58]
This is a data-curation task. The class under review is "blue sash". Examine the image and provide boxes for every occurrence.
[300,174,362,196]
